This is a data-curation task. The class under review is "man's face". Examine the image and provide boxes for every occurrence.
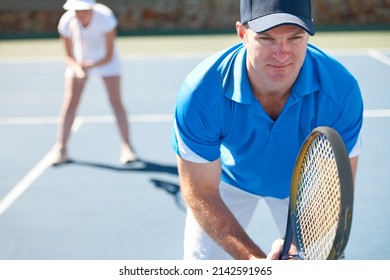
[239,24,309,93]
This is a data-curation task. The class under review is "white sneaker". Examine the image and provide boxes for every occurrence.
[119,145,138,164]
[52,146,70,165]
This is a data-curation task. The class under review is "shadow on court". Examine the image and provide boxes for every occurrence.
[57,158,178,175]
[53,159,185,212]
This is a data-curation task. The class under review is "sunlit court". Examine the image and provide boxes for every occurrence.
[0,30,389,260]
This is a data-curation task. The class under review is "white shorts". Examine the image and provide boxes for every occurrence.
[183,182,289,260]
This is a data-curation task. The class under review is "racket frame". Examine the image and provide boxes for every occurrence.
[280,126,354,260]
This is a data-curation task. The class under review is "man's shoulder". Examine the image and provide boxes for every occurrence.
[177,43,245,112]
[306,44,359,105]
[184,43,245,90]
[307,44,353,77]
[307,44,357,86]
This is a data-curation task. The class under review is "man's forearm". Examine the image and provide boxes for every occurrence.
[186,193,266,259]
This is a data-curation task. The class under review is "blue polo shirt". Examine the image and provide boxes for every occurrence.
[171,43,363,199]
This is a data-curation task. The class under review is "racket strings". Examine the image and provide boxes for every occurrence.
[295,135,341,260]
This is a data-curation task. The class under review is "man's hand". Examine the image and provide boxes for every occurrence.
[267,239,284,259]
[267,239,298,260]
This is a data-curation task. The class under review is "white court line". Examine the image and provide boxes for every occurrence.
[0,118,83,216]
[80,114,173,123]
[0,116,59,125]
[0,114,173,125]
[0,57,63,64]
[0,109,387,216]
[364,109,390,118]
[367,49,390,66]
[0,110,389,126]
[3,48,390,64]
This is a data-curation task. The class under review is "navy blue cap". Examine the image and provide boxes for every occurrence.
[240,0,315,35]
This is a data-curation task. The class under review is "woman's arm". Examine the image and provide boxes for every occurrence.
[61,35,86,78]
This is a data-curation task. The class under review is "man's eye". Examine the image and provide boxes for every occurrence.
[258,37,274,45]
[290,36,303,44]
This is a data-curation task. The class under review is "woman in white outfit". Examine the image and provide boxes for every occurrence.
[53,0,137,165]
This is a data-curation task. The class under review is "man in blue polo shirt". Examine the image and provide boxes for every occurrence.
[171,0,363,260]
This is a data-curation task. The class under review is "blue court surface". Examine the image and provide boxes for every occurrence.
[0,33,389,260]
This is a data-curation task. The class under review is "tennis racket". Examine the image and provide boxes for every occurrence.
[280,126,354,260]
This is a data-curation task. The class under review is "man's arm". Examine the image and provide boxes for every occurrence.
[177,156,266,259]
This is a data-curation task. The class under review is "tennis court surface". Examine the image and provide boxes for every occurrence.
[0,32,389,260]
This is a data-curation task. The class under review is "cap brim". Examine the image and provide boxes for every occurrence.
[247,13,315,36]
[63,2,95,10]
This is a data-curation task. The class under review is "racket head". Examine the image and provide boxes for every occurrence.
[282,126,354,260]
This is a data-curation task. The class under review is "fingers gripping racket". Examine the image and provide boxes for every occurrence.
[280,127,354,260]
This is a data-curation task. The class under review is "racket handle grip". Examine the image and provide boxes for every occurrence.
[279,219,293,260]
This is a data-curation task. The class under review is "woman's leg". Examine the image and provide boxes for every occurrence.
[103,75,137,163]
[53,76,86,164]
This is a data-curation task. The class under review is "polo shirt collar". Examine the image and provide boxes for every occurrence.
[224,45,252,104]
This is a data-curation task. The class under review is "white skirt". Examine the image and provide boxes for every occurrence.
[65,55,121,78]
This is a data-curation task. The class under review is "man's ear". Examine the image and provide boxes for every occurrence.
[236,21,246,41]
